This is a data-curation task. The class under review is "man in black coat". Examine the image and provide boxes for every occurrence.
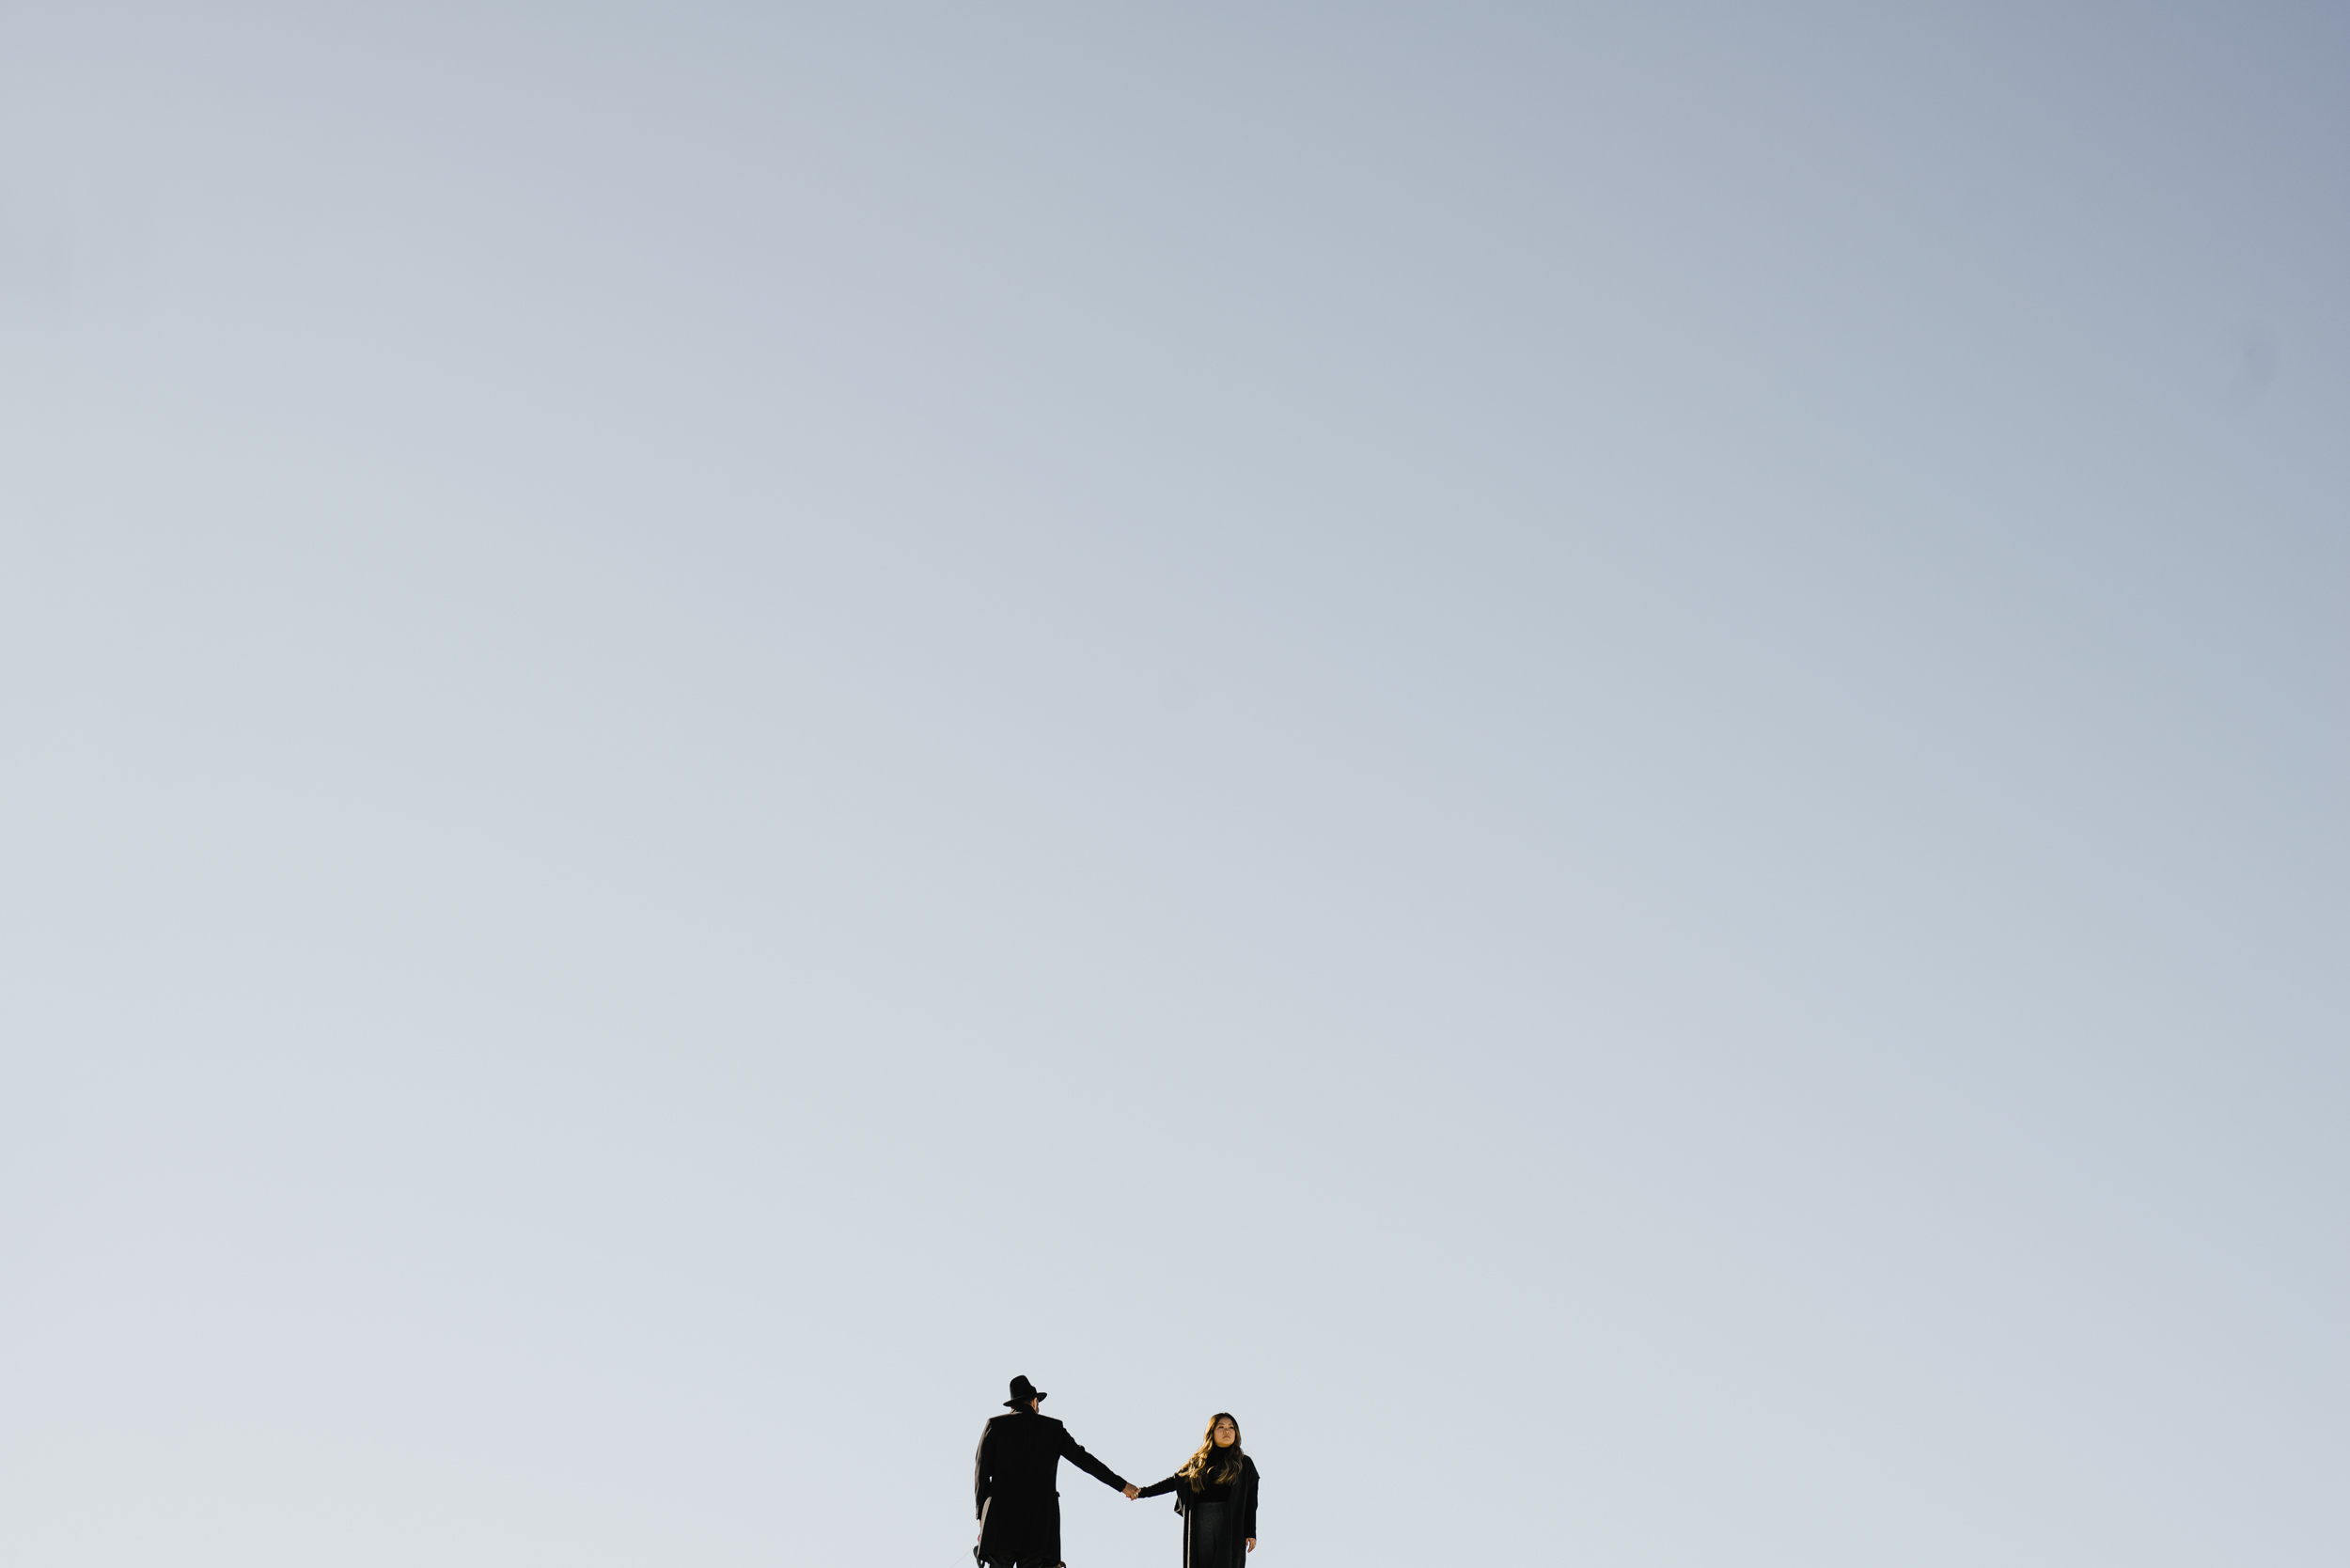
[974,1375,1134,1567]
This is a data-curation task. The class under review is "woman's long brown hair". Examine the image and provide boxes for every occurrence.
[1177,1412,1245,1492]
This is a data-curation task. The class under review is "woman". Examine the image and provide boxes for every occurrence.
[1132,1412,1259,1565]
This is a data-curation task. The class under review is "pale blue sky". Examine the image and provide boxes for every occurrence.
[2,4,2344,1564]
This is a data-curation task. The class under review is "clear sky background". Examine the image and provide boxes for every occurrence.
[1,3,2342,1564]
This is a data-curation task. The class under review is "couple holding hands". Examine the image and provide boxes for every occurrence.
[974,1375,1261,1568]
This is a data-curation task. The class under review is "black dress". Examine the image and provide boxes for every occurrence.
[1138,1453,1260,1568]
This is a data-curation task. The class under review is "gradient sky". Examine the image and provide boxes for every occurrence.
[2,4,2343,1565]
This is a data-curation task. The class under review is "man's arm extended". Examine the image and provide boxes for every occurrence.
[1058,1428,1128,1494]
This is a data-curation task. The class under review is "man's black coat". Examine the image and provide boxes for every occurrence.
[973,1408,1128,1567]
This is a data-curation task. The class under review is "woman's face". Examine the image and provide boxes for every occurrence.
[1212,1418,1238,1448]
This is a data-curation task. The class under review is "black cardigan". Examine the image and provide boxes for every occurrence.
[1138,1454,1260,1540]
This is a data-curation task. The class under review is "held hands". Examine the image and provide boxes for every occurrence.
[1113,1485,1246,1548]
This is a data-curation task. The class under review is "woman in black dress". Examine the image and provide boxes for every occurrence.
[1133,1412,1259,1565]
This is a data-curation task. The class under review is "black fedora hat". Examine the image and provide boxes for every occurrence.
[1004,1374,1047,1409]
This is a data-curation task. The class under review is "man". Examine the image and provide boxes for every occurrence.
[974,1375,1135,1568]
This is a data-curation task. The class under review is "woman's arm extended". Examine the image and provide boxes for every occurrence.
[1136,1475,1183,1498]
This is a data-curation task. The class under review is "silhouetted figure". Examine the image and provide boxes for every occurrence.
[1135,1412,1259,1568]
[974,1375,1131,1568]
